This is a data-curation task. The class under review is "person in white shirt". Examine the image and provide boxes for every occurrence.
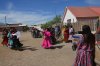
[16,30,21,39]
[69,26,74,41]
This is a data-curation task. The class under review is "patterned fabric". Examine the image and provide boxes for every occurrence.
[7,32,13,47]
[73,35,95,66]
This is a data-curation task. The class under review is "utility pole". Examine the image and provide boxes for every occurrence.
[5,16,7,27]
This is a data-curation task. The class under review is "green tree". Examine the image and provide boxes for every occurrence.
[41,15,62,28]
[52,15,61,24]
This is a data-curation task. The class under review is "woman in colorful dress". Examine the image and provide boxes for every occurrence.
[61,26,65,42]
[73,25,96,66]
[7,28,14,48]
[63,26,69,42]
[1,28,8,46]
[42,28,52,49]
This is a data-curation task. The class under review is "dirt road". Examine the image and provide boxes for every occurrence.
[0,32,90,66]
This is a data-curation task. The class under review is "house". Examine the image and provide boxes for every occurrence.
[0,23,27,32]
[63,7,100,31]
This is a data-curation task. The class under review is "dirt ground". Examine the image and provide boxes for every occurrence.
[96,46,100,61]
[0,32,76,66]
[0,32,100,66]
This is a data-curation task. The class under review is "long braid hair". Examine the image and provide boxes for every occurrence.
[81,25,96,66]
[82,25,95,44]
[82,25,96,66]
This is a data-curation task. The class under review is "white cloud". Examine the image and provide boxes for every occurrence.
[7,2,13,10]
[85,0,100,5]
[0,1,56,25]
[0,11,54,25]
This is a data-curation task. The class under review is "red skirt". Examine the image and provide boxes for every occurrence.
[1,36,8,46]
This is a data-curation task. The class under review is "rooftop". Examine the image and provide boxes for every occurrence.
[66,6,100,17]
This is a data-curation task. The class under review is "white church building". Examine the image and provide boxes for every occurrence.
[63,6,100,31]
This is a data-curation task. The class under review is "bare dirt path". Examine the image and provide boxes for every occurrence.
[0,32,81,66]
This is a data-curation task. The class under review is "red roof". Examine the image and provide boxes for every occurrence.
[67,7,100,17]
[90,7,100,15]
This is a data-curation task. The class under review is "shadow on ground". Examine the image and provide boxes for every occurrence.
[50,45,65,49]
[18,46,38,51]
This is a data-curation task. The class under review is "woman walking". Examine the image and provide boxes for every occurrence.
[63,26,69,42]
[42,28,52,49]
[1,28,8,46]
[73,25,96,66]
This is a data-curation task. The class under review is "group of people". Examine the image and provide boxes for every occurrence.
[41,25,74,49]
[41,25,96,66]
[1,28,23,50]
[62,25,74,42]
[1,25,97,66]
[30,25,75,49]
[31,27,42,38]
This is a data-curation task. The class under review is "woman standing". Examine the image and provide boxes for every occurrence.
[42,28,52,49]
[73,25,96,66]
[7,28,14,48]
[50,27,56,44]
[69,26,74,41]
[1,28,8,46]
[63,26,69,42]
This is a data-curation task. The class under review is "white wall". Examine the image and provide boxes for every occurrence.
[63,9,77,25]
